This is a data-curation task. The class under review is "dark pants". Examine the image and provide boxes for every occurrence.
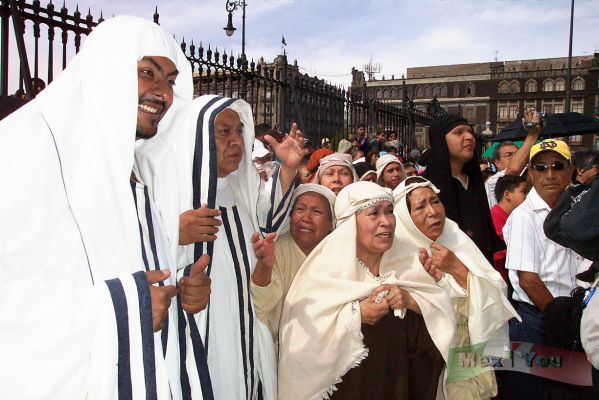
[503,302,545,400]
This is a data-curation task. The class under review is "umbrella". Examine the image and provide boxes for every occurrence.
[493,112,599,142]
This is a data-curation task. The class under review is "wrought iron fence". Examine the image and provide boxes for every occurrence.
[0,0,435,150]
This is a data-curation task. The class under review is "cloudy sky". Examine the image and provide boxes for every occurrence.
[7,0,599,91]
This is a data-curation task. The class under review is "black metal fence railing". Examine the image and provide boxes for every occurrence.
[1,0,436,150]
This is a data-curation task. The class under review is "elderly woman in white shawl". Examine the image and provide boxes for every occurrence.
[251,184,336,350]
[278,182,456,400]
[393,176,521,400]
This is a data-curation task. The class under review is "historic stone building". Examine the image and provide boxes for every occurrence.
[351,54,599,149]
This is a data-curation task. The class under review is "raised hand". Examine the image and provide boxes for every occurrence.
[250,232,277,287]
[145,269,177,332]
[179,254,211,314]
[179,204,222,245]
[522,106,541,135]
[264,123,308,170]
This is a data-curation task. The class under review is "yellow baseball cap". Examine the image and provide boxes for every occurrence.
[529,139,571,162]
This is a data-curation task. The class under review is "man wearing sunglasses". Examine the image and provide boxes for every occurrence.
[503,139,587,399]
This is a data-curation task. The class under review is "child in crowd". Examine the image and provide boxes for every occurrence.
[490,175,528,284]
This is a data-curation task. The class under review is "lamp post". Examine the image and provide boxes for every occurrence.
[223,0,246,61]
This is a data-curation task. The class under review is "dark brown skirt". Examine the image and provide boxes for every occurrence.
[332,310,444,400]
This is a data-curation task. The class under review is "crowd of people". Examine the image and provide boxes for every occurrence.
[1,16,598,400]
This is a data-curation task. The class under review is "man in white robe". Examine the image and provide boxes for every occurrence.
[0,17,196,399]
[144,96,305,399]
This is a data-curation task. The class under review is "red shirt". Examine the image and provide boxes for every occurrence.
[490,205,509,282]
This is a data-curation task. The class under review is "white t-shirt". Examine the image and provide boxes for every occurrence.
[504,187,585,305]
[485,169,506,208]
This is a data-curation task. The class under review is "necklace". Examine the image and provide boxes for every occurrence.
[357,258,383,282]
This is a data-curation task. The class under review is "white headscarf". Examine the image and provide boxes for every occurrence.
[290,184,337,226]
[0,16,192,398]
[393,177,520,352]
[278,182,456,400]
[376,153,404,182]
[314,152,359,184]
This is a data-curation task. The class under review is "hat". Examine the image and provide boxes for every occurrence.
[375,154,403,181]
[315,153,359,183]
[252,139,270,160]
[529,139,571,162]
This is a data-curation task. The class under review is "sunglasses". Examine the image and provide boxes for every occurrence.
[531,161,567,172]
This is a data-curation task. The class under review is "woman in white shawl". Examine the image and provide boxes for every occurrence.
[393,176,521,399]
[278,182,456,400]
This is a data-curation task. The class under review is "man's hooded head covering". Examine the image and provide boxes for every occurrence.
[278,181,456,399]
[0,16,192,398]
[422,114,501,262]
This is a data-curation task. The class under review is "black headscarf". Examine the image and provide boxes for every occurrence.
[422,114,502,263]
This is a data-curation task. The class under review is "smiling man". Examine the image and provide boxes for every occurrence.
[423,114,501,264]
[0,17,195,399]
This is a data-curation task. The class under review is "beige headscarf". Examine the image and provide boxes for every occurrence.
[314,153,359,184]
[278,182,456,400]
[392,177,520,354]
[289,184,337,226]
[375,153,404,183]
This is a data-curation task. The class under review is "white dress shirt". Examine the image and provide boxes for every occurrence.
[485,169,506,208]
[504,188,584,305]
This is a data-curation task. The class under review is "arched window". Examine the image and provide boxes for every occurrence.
[453,84,460,97]
[572,77,585,91]
[543,79,555,92]
[383,89,390,99]
[424,86,432,97]
[466,82,475,96]
[498,81,509,94]
[398,88,404,99]
[391,89,397,98]
[416,86,424,98]
[440,84,448,97]
[432,85,440,97]
[509,80,520,93]
[525,79,537,93]
[376,89,383,99]
[554,78,566,91]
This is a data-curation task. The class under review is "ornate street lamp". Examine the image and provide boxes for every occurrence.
[223,0,246,61]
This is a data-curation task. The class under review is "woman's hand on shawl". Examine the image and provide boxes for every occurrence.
[178,204,222,245]
[429,243,468,289]
[372,284,421,315]
[419,248,444,282]
[251,232,277,287]
[359,296,390,325]
[179,254,212,314]
[146,269,178,332]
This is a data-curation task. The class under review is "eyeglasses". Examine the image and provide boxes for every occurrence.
[531,161,567,172]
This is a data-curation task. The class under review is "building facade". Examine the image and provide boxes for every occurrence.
[351,54,599,149]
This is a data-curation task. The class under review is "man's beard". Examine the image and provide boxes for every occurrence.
[135,117,158,140]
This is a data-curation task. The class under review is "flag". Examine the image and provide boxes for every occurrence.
[282,35,287,46]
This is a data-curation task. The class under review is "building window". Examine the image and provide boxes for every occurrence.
[570,135,582,145]
[571,99,584,113]
[542,99,564,113]
[498,105,508,119]
[509,105,519,118]
[554,103,564,113]
[466,83,475,96]
[416,86,424,98]
[265,90,272,99]
[440,84,448,97]
[391,89,397,98]
[376,89,382,99]
[383,89,390,99]
[398,88,404,99]
[432,85,439,97]
[525,80,538,93]
[510,80,520,93]
[572,77,585,91]
[453,84,460,97]
[554,78,566,91]
[543,79,555,92]
[498,81,509,94]
[424,86,432,97]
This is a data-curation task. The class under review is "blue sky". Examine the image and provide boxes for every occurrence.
[7,0,599,90]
